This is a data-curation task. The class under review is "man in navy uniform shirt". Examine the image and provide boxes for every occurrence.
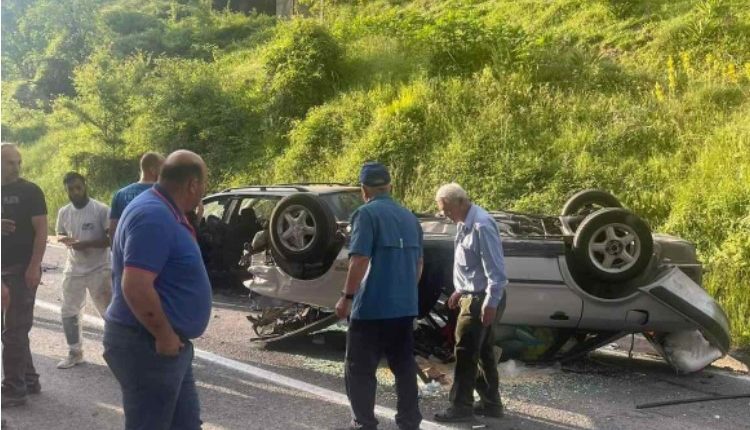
[335,162,424,430]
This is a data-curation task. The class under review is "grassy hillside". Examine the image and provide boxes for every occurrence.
[2,0,748,346]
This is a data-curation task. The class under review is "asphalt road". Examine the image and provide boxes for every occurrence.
[2,245,749,429]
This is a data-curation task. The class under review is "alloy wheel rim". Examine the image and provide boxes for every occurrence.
[587,223,641,273]
[277,205,317,252]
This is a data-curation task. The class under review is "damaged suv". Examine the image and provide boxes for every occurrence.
[198,186,731,374]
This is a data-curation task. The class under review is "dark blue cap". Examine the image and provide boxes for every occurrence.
[359,162,391,187]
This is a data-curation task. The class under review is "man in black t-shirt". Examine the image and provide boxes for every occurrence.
[1,143,48,408]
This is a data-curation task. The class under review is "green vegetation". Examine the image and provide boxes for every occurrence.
[2,0,748,346]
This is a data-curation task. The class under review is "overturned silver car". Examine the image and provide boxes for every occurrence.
[198,186,731,373]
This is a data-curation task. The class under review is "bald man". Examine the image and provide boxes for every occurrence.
[1,143,47,407]
[103,150,211,429]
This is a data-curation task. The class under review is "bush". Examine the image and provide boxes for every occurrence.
[705,217,750,347]
[665,110,750,252]
[104,9,164,35]
[263,20,343,120]
[273,90,376,182]
[1,82,48,142]
[127,58,259,175]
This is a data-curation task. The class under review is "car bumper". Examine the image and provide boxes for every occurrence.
[244,251,349,309]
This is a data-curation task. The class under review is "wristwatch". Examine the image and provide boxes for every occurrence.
[340,292,354,300]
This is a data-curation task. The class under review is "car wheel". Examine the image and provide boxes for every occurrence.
[573,208,653,282]
[561,189,622,217]
[269,193,336,263]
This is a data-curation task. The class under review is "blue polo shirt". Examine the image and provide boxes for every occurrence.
[348,194,423,320]
[105,184,212,339]
[109,182,154,220]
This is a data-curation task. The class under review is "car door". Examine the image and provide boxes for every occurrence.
[198,195,234,272]
[499,239,583,328]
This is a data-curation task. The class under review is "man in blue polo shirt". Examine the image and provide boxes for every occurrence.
[103,150,211,430]
[334,162,424,430]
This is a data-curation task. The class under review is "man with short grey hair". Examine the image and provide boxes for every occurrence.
[434,182,508,423]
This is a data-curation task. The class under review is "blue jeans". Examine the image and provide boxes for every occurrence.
[103,321,201,430]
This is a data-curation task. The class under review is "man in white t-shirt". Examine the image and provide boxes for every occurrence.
[55,172,112,369]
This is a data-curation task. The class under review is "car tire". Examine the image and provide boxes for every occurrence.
[269,193,336,263]
[572,208,653,282]
[561,189,622,216]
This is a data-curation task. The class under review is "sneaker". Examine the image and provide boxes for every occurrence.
[434,407,475,423]
[57,351,84,369]
[473,401,504,418]
[26,381,41,395]
[1,392,27,408]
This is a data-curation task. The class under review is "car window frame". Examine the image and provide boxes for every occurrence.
[202,195,234,224]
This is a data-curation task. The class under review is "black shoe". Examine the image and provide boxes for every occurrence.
[27,381,41,395]
[1,393,27,408]
[334,421,377,430]
[334,426,376,430]
[473,401,504,418]
[434,407,475,423]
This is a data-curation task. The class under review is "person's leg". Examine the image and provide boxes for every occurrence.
[1,271,38,406]
[474,321,502,413]
[87,269,112,318]
[436,296,484,422]
[383,317,421,430]
[345,319,381,430]
[475,295,506,415]
[169,342,202,430]
[103,321,192,430]
[449,296,484,410]
[58,274,87,368]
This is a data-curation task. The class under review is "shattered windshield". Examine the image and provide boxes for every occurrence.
[323,191,364,221]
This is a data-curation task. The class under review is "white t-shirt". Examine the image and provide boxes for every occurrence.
[56,199,111,275]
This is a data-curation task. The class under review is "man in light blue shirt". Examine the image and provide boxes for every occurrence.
[434,183,508,423]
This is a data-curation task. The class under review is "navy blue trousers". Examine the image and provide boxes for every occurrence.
[345,317,421,430]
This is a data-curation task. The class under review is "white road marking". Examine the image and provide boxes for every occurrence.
[34,299,454,430]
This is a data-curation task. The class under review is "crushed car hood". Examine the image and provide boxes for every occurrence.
[640,267,731,373]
